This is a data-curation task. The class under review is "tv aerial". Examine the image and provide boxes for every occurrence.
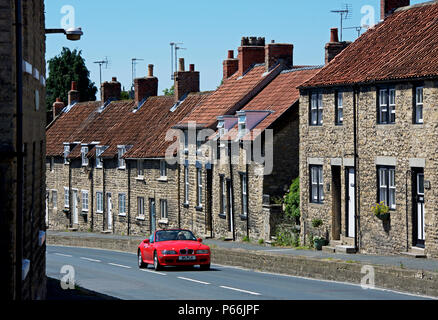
[131,58,144,89]
[170,42,186,80]
[330,3,352,41]
[94,57,110,86]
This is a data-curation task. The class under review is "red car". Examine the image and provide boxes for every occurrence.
[137,229,211,271]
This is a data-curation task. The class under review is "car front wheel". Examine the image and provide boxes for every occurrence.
[200,263,210,271]
[138,251,147,269]
[153,251,162,271]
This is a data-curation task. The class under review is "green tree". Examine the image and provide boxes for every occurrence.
[162,85,174,96]
[46,47,97,111]
[284,177,300,222]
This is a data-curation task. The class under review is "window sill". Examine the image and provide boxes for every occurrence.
[218,213,226,219]
[118,167,126,170]
[96,166,102,169]
[183,203,189,208]
[136,216,145,221]
[157,176,168,182]
[309,201,324,205]
[135,176,144,181]
[118,213,127,217]
[239,214,248,220]
[96,210,103,214]
[158,218,168,224]
[195,206,203,211]
[81,210,88,215]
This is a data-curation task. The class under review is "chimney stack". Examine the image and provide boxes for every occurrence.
[134,64,158,105]
[68,81,80,106]
[223,49,239,80]
[237,36,265,76]
[325,28,351,64]
[101,76,121,102]
[52,98,65,119]
[381,0,410,20]
[265,42,293,71]
[174,58,200,102]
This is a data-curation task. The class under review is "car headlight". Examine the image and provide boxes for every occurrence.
[196,250,209,254]
[162,250,177,255]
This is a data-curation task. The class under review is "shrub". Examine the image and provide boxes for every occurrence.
[258,238,264,245]
[284,177,300,221]
[242,236,250,242]
[311,218,323,228]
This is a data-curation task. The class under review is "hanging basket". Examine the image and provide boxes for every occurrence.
[376,212,390,221]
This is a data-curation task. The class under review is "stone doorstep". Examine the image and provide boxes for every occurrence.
[322,246,336,253]
[400,247,427,258]
[335,245,357,254]
[67,227,78,232]
[101,230,112,234]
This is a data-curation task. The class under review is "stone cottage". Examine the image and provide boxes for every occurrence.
[298,0,438,258]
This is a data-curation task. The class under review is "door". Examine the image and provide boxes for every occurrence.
[72,190,78,225]
[346,168,355,238]
[227,180,234,234]
[206,167,213,234]
[331,166,342,240]
[45,190,49,225]
[149,198,156,234]
[414,170,425,247]
[107,193,113,230]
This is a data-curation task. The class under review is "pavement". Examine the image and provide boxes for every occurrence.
[46,245,432,300]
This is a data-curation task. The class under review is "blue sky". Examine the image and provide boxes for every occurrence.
[45,0,425,97]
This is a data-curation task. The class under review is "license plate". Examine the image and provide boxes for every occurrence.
[178,256,196,261]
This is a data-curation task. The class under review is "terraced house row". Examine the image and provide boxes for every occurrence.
[46,0,438,258]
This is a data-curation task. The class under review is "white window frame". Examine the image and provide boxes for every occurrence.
[241,173,248,216]
[379,88,395,124]
[96,146,104,168]
[118,193,127,216]
[50,157,54,172]
[378,166,396,210]
[220,176,227,214]
[81,190,89,212]
[310,166,324,203]
[310,93,323,126]
[137,197,145,218]
[137,160,144,178]
[415,86,424,124]
[81,146,89,166]
[63,145,70,164]
[336,91,343,125]
[184,130,189,153]
[159,159,167,178]
[160,199,168,219]
[184,165,189,205]
[52,190,57,209]
[64,187,69,208]
[96,191,103,213]
[238,114,247,138]
[197,167,203,207]
[117,146,127,169]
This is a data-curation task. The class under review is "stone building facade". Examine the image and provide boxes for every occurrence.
[299,0,438,258]
[0,0,47,300]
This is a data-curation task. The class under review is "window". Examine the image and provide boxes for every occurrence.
[160,159,167,177]
[96,191,103,212]
[184,165,189,204]
[220,175,226,214]
[335,91,343,125]
[63,145,70,164]
[378,167,396,210]
[119,193,126,215]
[310,93,323,126]
[52,190,57,209]
[238,114,247,138]
[241,173,248,216]
[81,190,89,211]
[137,197,145,217]
[137,160,144,177]
[117,146,126,169]
[310,166,324,203]
[96,146,104,168]
[64,187,69,208]
[378,88,396,124]
[184,130,189,152]
[415,87,424,124]
[50,157,54,172]
[197,167,203,207]
[217,120,226,137]
[81,146,89,166]
[160,199,168,219]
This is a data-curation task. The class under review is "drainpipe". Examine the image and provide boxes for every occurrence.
[15,0,23,300]
[353,85,359,252]
[246,163,249,240]
[177,162,181,229]
[228,142,235,241]
[127,161,131,235]
[90,166,94,232]
[102,160,106,231]
[68,158,72,228]
[405,169,411,252]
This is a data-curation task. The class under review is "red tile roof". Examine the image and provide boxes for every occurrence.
[302,2,438,87]
[176,64,282,129]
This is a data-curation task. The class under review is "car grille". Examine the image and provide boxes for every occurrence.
[179,249,194,255]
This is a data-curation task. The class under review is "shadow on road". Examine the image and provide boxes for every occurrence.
[46,277,119,300]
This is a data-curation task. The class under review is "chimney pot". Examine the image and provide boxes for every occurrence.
[52,98,65,119]
[112,77,117,82]
[148,64,154,77]
[179,58,185,72]
[330,28,339,43]
[68,81,80,105]
[227,50,234,59]
[189,64,195,72]
[71,81,77,91]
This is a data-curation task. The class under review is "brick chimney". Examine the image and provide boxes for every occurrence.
[68,81,80,106]
[325,28,351,64]
[381,0,410,20]
[101,77,121,102]
[174,58,200,102]
[134,64,158,105]
[223,50,239,80]
[52,98,65,119]
[237,37,265,76]
[265,42,293,71]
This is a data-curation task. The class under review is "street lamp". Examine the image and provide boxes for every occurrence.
[45,27,84,41]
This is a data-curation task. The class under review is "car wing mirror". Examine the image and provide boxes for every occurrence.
[197,238,202,243]
[143,239,150,244]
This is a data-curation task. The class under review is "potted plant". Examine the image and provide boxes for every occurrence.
[373,201,390,221]
[311,218,325,250]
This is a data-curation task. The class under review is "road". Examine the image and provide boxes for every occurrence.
[46,245,431,300]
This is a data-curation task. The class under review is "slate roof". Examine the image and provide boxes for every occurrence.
[301,1,438,88]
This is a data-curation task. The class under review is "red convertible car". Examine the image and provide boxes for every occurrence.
[137,229,211,271]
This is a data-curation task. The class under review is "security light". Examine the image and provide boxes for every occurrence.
[65,27,83,41]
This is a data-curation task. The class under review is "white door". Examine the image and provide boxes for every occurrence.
[228,182,234,233]
[107,193,113,230]
[416,173,425,245]
[45,190,49,225]
[72,190,78,225]
[347,168,355,238]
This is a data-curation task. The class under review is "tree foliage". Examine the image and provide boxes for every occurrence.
[162,85,175,96]
[284,177,300,221]
[46,47,97,110]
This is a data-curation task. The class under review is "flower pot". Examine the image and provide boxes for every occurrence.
[314,238,325,250]
[376,212,390,221]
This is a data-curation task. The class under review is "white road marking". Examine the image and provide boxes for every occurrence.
[264,248,295,252]
[140,269,167,276]
[54,253,72,257]
[108,263,131,269]
[80,257,101,262]
[219,285,261,296]
[178,277,210,285]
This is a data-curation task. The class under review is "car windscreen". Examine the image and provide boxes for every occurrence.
[155,230,197,242]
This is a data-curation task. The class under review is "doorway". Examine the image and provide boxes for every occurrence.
[345,168,355,238]
[149,198,156,234]
[412,168,425,248]
[107,192,112,230]
[227,180,234,234]
[331,166,342,240]
[72,189,78,225]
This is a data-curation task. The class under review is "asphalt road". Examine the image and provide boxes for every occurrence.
[46,245,432,300]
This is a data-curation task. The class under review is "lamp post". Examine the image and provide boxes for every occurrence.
[45,27,84,41]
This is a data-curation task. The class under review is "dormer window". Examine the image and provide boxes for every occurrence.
[118,146,127,169]
[63,145,70,164]
[160,159,167,178]
[183,130,189,153]
[238,114,247,138]
[81,146,89,166]
[217,120,226,137]
[95,146,107,168]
